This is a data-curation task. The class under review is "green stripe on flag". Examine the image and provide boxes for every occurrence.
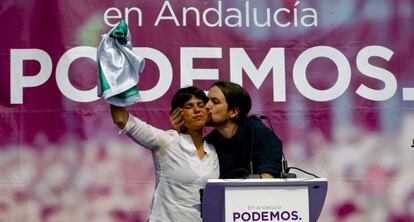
[114,86,139,99]
[99,63,111,92]
[110,20,128,45]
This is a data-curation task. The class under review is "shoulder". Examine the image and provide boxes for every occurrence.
[166,129,185,142]
[240,116,267,131]
[166,129,180,136]
[243,117,282,141]
[205,129,221,143]
[204,140,217,154]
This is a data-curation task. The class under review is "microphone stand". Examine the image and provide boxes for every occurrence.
[280,154,297,178]
[246,159,261,179]
[246,125,261,179]
[259,115,297,179]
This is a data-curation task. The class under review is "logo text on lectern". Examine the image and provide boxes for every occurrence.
[233,210,301,222]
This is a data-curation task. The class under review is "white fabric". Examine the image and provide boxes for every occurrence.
[121,114,220,222]
[97,22,145,106]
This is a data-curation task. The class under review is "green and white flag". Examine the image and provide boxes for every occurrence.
[97,20,145,106]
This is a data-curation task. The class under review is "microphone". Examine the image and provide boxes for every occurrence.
[260,115,321,178]
[259,115,297,178]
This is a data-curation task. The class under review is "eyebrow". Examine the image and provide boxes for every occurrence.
[183,99,205,106]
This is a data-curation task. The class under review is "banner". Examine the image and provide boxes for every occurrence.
[1,1,413,221]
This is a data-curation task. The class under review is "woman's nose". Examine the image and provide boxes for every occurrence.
[193,106,201,112]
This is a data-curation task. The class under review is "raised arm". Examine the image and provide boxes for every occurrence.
[110,104,174,150]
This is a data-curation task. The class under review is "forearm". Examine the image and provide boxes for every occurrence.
[110,105,129,129]
[114,110,173,150]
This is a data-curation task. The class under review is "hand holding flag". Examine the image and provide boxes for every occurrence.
[97,20,145,106]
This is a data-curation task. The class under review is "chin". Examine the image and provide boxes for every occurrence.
[188,126,204,131]
[207,118,222,126]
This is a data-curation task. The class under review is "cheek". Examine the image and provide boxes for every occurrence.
[181,111,192,120]
[183,112,191,121]
[213,105,226,114]
[209,104,219,112]
[201,108,208,115]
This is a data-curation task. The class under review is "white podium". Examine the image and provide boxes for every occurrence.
[201,178,327,222]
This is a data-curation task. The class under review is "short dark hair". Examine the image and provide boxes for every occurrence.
[211,81,252,121]
[170,86,208,113]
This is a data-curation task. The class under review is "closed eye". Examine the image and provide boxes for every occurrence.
[183,104,193,109]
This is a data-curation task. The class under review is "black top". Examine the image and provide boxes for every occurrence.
[205,117,283,179]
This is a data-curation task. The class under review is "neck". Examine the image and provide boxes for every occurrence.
[216,121,239,139]
[186,129,204,149]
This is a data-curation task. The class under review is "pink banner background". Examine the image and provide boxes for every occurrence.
[1,1,414,221]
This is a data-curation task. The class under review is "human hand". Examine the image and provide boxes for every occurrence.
[110,104,128,129]
[260,173,274,179]
[170,108,184,132]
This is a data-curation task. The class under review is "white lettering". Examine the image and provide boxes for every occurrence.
[301,8,318,27]
[293,46,351,101]
[104,7,123,27]
[9,45,405,104]
[10,49,52,104]
[225,9,242,27]
[403,87,414,100]
[203,1,222,27]
[183,7,200,26]
[180,47,221,87]
[134,47,173,101]
[356,45,396,101]
[125,7,143,26]
[104,7,143,27]
[230,48,286,101]
[155,1,180,26]
[273,9,290,27]
[106,1,318,29]
[253,8,270,27]
[56,46,98,102]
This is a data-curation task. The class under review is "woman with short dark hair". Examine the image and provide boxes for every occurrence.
[110,86,219,222]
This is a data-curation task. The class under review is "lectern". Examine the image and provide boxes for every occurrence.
[201,178,327,222]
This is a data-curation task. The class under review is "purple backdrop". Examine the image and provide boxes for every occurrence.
[1,1,414,221]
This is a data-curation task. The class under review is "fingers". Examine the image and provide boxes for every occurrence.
[110,104,128,129]
[170,108,182,123]
[170,108,184,131]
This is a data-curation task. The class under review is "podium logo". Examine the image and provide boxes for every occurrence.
[233,210,301,221]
